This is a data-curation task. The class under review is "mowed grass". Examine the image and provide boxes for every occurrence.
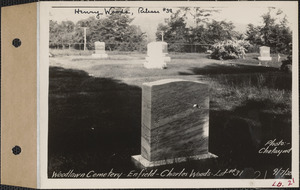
[50,50,285,82]
[48,50,292,178]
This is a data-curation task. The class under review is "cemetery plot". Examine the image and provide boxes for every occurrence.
[47,4,295,183]
[48,52,292,179]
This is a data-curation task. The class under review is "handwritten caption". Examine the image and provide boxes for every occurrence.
[51,167,292,179]
[74,7,173,19]
[258,138,291,156]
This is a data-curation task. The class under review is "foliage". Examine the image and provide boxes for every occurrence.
[205,20,238,43]
[49,10,147,51]
[246,24,262,46]
[246,9,292,54]
[211,39,251,60]
[156,7,292,54]
[156,15,188,52]
[280,43,292,72]
[49,20,75,48]
[171,7,217,25]
[155,8,242,52]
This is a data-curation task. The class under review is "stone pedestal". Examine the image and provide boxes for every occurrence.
[144,42,171,69]
[92,41,108,58]
[132,79,217,168]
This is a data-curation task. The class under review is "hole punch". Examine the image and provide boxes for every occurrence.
[12,146,21,155]
[12,38,21,48]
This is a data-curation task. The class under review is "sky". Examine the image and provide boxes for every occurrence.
[49,5,296,42]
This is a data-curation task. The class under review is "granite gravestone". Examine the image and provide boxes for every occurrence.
[92,41,108,58]
[258,46,272,61]
[132,79,217,167]
[144,42,171,69]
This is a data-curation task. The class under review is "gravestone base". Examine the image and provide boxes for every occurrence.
[144,56,171,69]
[132,153,217,168]
[92,53,108,58]
[258,57,272,61]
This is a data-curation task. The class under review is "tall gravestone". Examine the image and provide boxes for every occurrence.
[144,42,171,69]
[92,41,108,58]
[258,46,272,61]
[132,79,217,167]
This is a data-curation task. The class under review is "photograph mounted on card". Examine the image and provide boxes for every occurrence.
[1,1,298,189]
[42,1,298,188]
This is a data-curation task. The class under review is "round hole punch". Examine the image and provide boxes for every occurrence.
[12,38,21,48]
[12,145,21,155]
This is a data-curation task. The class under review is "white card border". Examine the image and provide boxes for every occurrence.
[39,1,299,188]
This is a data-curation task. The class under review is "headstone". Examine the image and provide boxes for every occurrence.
[144,42,171,69]
[258,46,272,61]
[132,79,217,167]
[92,41,108,58]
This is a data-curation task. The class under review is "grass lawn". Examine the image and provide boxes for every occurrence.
[48,50,292,178]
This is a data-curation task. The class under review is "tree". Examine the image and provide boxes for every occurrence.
[49,20,75,48]
[103,10,146,51]
[246,8,292,54]
[188,25,207,44]
[205,20,237,44]
[60,21,75,48]
[73,9,146,51]
[260,11,276,46]
[246,24,262,45]
[155,8,240,52]
[49,20,61,48]
[73,17,103,49]
[50,9,147,51]
[170,7,217,25]
[156,14,189,52]
[156,23,170,41]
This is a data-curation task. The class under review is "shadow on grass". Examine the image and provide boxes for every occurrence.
[209,98,291,176]
[179,63,279,75]
[48,66,141,176]
[48,66,291,179]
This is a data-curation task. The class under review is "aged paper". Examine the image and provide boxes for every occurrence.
[39,1,298,188]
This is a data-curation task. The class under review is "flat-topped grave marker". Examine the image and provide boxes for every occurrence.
[144,42,171,69]
[132,79,217,167]
[92,41,108,58]
[258,46,272,62]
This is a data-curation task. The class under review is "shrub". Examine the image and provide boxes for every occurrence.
[280,43,292,73]
[280,54,292,72]
[211,39,251,60]
[246,44,260,53]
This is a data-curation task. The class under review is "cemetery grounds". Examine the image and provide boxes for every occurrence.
[48,49,292,179]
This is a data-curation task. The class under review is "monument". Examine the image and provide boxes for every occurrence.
[258,46,272,61]
[132,79,217,167]
[144,42,171,69]
[92,41,108,58]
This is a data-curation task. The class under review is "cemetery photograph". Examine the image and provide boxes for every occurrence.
[47,4,294,180]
